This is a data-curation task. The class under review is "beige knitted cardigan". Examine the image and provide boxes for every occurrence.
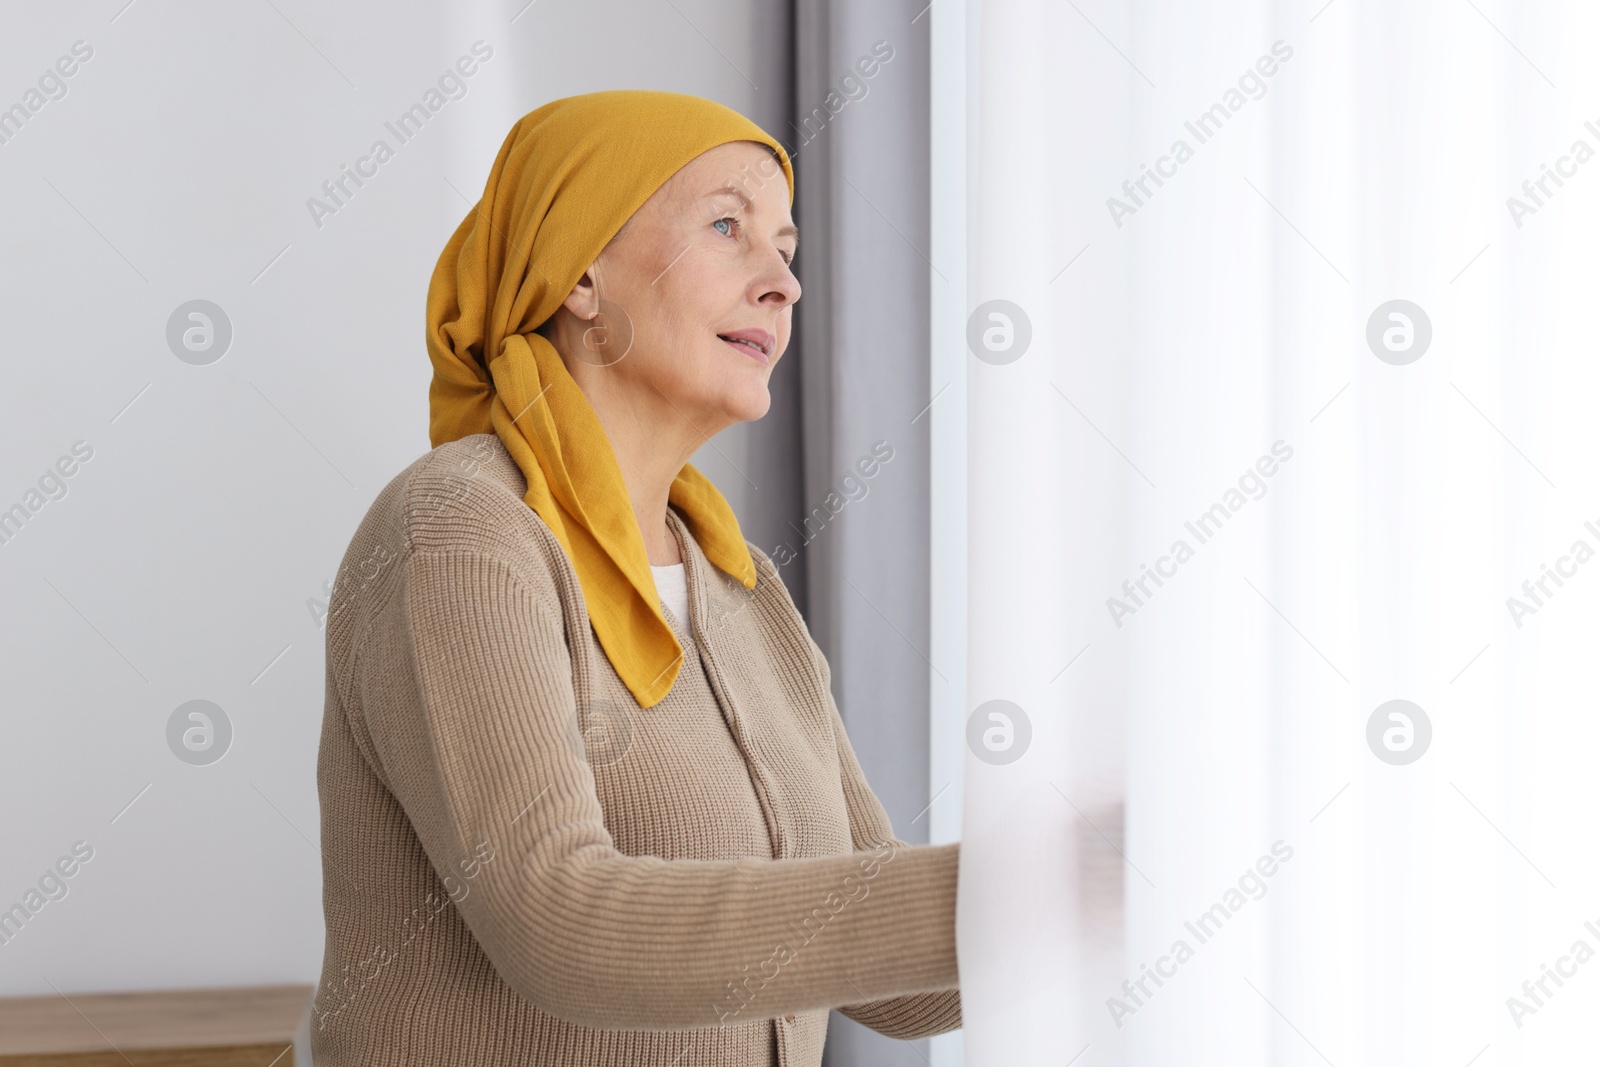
[311,433,961,1065]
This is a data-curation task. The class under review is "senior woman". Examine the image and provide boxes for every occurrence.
[311,90,960,1066]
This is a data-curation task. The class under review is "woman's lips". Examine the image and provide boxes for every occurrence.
[717,331,772,364]
[719,337,768,363]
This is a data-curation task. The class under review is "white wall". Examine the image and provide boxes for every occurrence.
[0,0,784,996]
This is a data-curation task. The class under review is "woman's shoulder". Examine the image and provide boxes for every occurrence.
[401,433,567,577]
[333,434,568,623]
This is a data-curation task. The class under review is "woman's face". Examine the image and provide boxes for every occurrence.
[554,140,801,428]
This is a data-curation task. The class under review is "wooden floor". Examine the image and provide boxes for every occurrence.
[0,985,312,1066]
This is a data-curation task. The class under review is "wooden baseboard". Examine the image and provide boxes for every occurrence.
[0,985,312,1066]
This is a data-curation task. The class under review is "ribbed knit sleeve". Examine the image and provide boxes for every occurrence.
[351,538,961,1032]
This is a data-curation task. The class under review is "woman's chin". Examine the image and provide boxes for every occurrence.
[721,384,772,423]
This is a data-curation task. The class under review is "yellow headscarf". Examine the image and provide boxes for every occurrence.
[425,89,794,708]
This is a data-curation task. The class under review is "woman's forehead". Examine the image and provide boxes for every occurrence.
[666,143,784,196]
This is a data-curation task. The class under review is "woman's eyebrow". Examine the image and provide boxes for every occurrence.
[705,183,799,243]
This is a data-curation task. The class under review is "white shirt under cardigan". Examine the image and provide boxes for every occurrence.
[650,560,689,626]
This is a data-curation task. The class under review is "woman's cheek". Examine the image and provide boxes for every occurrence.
[776,314,793,358]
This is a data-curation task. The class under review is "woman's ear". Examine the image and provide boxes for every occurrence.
[560,261,602,322]
[534,260,601,347]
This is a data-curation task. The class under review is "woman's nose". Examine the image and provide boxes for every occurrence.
[759,252,801,307]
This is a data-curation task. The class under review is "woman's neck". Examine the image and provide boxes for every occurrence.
[617,448,684,567]
[543,315,734,567]
[573,373,717,567]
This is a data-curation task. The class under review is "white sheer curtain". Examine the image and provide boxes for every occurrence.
[940,1,1600,1064]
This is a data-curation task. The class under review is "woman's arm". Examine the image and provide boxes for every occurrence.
[813,638,964,1039]
[347,535,959,1032]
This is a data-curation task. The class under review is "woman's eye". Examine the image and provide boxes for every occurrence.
[712,214,793,266]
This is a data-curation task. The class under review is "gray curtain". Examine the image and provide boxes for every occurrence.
[726,4,934,1063]
[789,3,935,1064]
